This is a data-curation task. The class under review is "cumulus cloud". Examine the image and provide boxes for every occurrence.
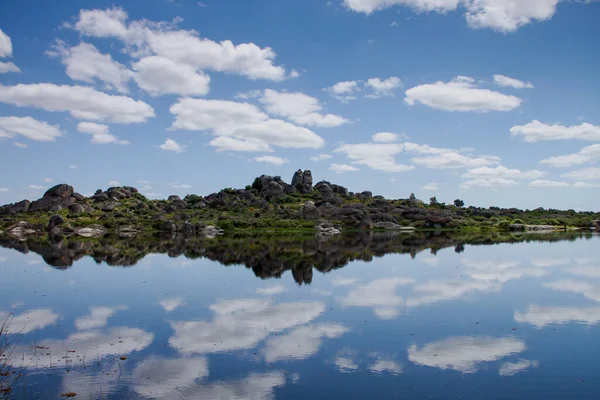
[460,165,545,188]
[515,305,600,328]
[0,308,60,334]
[340,277,415,319]
[262,324,348,362]
[369,358,403,375]
[159,138,186,153]
[540,144,600,167]
[330,163,360,173]
[365,76,402,98]
[408,336,526,373]
[75,305,127,330]
[528,179,570,188]
[13,142,27,148]
[420,183,439,191]
[132,56,210,96]
[168,298,325,355]
[253,155,289,166]
[170,98,325,151]
[310,154,332,161]
[412,152,500,169]
[405,76,522,112]
[372,132,401,143]
[77,121,129,145]
[511,120,600,142]
[498,359,539,376]
[0,28,13,58]
[324,80,361,102]
[71,7,288,81]
[132,357,209,398]
[210,136,273,153]
[27,185,44,190]
[493,74,533,89]
[159,297,186,313]
[259,89,348,128]
[343,0,570,33]
[0,116,62,141]
[0,83,155,123]
[0,61,20,74]
[561,167,600,181]
[544,279,600,302]
[48,41,132,92]
[334,143,413,172]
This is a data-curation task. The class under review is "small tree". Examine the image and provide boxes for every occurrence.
[454,199,465,208]
[429,196,439,206]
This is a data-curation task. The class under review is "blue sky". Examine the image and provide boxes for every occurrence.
[0,0,599,210]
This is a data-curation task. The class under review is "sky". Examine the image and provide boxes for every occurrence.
[0,0,599,211]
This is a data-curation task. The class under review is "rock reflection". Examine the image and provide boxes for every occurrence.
[0,231,591,284]
[408,336,526,373]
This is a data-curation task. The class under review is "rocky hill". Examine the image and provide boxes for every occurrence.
[0,169,598,239]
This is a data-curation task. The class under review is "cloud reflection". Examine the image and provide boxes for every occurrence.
[75,305,127,330]
[498,359,539,376]
[0,308,59,334]
[515,305,600,327]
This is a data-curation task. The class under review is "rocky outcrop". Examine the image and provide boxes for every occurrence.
[302,201,319,220]
[291,169,313,194]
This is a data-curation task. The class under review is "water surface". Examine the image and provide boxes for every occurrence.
[1,232,599,399]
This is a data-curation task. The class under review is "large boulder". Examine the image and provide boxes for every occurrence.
[7,200,30,213]
[43,184,74,199]
[68,204,85,215]
[29,197,54,212]
[47,215,65,231]
[263,181,284,200]
[302,201,320,220]
[291,170,313,193]
[291,169,304,187]
[91,192,109,202]
[314,182,334,198]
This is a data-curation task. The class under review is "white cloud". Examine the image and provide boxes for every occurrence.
[572,181,600,188]
[75,306,127,330]
[511,120,600,142]
[0,83,155,123]
[132,56,210,96]
[498,359,539,376]
[561,167,600,181]
[330,163,361,173]
[493,74,533,89]
[256,285,286,295]
[324,80,361,102]
[262,324,348,362]
[408,336,526,373]
[405,76,522,112]
[77,121,129,145]
[412,152,500,169]
[48,41,132,93]
[343,0,567,33]
[335,143,413,172]
[0,61,20,73]
[159,138,186,153]
[515,305,600,328]
[0,116,62,142]
[69,164,77,169]
[372,132,401,143]
[0,188,9,193]
[159,297,186,313]
[462,166,545,185]
[44,178,53,182]
[259,89,348,128]
[528,179,570,188]
[540,144,600,167]
[332,277,358,287]
[340,277,415,319]
[421,183,439,191]
[369,358,403,375]
[0,308,60,334]
[108,180,120,186]
[13,142,27,148]
[253,155,289,166]
[168,182,192,189]
[132,357,209,398]
[72,7,288,81]
[310,154,332,161]
[170,98,325,151]
[168,299,325,355]
[0,28,13,57]
[234,89,262,100]
[365,76,402,98]
[27,185,44,190]
[6,326,153,369]
[210,136,273,152]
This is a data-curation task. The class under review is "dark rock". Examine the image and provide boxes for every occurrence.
[48,215,65,231]
[361,191,373,200]
[169,199,188,210]
[72,192,86,201]
[292,169,304,187]
[8,200,31,213]
[168,195,182,202]
[302,201,319,220]
[160,221,177,233]
[68,204,85,215]
[107,189,125,200]
[314,181,334,198]
[29,197,53,212]
[331,184,349,197]
[100,202,119,212]
[91,192,109,202]
[263,181,284,200]
[49,204,62,212]
[177,222,194,237]
[43,184,74,199]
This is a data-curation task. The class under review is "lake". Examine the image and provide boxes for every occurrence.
[1,231,599,399]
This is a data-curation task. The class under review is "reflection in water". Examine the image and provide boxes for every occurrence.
[515,305,600,327]
[408,336,526,373]
[1,232,600,399]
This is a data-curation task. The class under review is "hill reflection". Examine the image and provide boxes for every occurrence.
[0,231,593,284]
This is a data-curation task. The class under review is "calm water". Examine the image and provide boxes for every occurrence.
[1,232,599,399]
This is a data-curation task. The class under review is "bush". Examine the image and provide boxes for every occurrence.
[512,219,524,225]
